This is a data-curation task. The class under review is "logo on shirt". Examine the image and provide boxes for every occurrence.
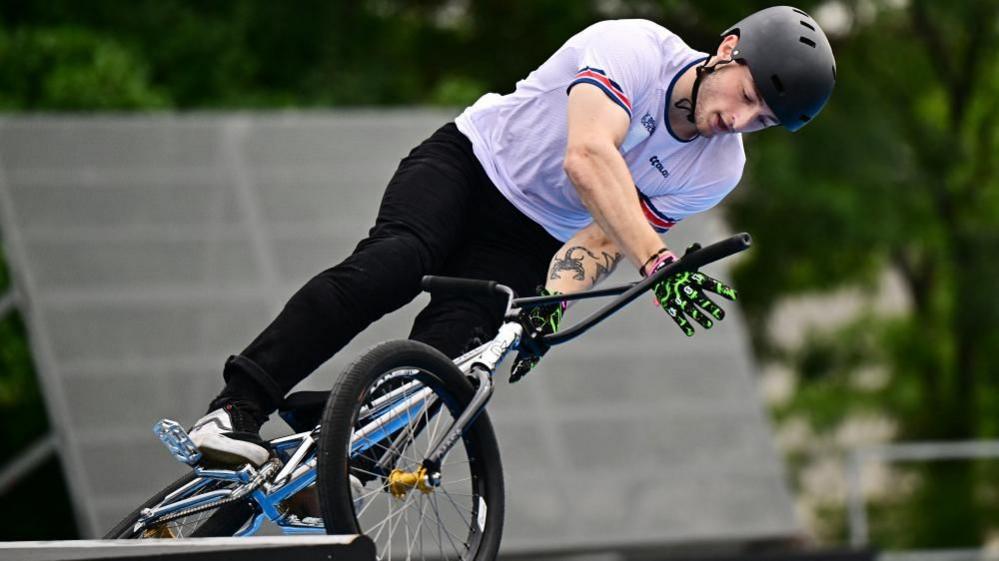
[641,113,657,135]
[649,155,670,178]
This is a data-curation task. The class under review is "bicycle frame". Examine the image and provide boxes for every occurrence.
[139,233,751,537]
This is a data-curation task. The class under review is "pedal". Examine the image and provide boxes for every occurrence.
[154,419,203,466]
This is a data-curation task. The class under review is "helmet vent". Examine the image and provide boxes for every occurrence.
[832,65,837,80]
[800,20,815,31]
[799,37,817,48]
[792,8,810,17]
[771,74,786,94]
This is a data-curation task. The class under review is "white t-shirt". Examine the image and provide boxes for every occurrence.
[455,19,746,242]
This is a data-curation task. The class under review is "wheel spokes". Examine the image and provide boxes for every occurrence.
[349,370,480,560]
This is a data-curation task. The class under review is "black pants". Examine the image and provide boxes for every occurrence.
[219,123,562,414]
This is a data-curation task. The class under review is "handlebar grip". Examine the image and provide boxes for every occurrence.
[678,232,752,272]
[645,233,752,285]
[421,275,500,297]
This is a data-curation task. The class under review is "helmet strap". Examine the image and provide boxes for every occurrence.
[685,57,737,124]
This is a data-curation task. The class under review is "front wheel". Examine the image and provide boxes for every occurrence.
[317,339,504,561]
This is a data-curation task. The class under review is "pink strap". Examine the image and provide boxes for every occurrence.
[640,249,677,278]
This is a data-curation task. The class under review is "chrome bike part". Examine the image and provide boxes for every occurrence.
[135,460,281,532]
[271,434,315,487]
[193,464,256,484]
[124,475,257,539]
[154,419,202,466]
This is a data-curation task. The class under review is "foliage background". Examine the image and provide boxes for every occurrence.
[0,0,996,548]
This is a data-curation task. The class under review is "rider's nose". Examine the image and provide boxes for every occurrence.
[731,112,750,132]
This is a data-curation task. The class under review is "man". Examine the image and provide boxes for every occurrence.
[189,6,836,466]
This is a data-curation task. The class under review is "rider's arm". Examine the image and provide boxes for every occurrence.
[545,221,623,294]
[563,84,668,272]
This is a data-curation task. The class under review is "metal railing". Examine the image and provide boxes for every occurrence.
[847,440,999,556]
[0,433,57,496]
[0,288,59,497]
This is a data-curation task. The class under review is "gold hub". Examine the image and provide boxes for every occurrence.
[387,467,434,499]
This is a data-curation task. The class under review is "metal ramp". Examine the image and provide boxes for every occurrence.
[0,536,373,561]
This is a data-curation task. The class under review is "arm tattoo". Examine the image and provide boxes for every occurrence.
[592,250,623,284]
[551,247,589,281]
[550,246,623,284]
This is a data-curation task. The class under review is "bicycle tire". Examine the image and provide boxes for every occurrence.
[104,471,257,539]
[317,339,504,561]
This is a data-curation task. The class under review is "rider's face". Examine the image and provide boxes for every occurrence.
[694,35,779,137]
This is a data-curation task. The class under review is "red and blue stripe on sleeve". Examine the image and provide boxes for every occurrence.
[637,190,678,233]
[567,66,632,119]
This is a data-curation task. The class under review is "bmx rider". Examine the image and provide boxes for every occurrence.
[188,6,836,468]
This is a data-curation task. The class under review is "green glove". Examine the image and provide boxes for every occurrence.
[649,257,737,337]
[510,288,565,383]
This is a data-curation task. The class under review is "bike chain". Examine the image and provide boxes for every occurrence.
[139,460,281,529]
[151,493,248,526]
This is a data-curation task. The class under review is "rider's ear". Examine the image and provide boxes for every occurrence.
[717,34,740,60]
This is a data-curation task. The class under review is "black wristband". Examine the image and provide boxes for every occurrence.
[640,248,671,277]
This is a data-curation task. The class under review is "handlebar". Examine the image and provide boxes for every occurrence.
[539,233,751,346]
[420,276,501,297]
[422,232,752,347]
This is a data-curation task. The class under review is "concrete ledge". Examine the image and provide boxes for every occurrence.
[0,535,375,561]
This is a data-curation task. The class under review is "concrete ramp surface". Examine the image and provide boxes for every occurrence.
[0,536,374,561]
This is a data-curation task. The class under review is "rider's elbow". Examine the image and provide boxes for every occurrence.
[563,142,601,193]
[562,145,583,176]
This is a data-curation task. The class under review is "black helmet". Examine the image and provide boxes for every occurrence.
[723,6,836,132]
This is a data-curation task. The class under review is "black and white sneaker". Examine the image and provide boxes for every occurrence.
[189,400,271,467]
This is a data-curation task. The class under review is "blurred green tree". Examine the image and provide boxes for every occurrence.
[0,26,168,109]
[730,0,999,548]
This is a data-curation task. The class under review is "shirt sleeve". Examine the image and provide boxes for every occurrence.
[566,21,660,121]
[639,176,742,233]
[637,189,682,233]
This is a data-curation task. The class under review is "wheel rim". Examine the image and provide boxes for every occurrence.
[348,367,487,561]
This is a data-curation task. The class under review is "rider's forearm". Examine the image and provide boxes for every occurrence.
[563,139,667,271]
[545,222,623,295]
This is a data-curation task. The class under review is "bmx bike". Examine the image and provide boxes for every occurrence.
[105,233,752,561]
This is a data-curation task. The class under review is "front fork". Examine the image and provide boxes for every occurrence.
[421,321,521,474]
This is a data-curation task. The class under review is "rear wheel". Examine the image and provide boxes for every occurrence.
[103,472,257,539]
[318,339,504,561]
